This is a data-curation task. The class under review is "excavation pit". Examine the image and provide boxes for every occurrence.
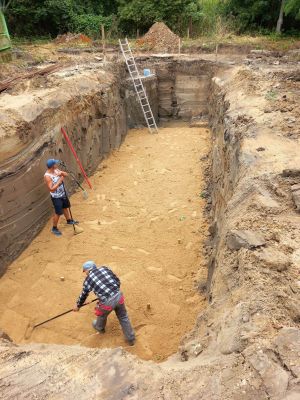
[1,48,300,398]
[0,120,211,361]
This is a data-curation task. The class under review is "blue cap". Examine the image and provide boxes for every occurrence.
[47,159,60,168]
[82,261,96,271]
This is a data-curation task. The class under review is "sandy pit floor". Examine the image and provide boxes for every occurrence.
[0,121,210,361]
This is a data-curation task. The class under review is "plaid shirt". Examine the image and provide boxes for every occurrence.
[77,266,120,307]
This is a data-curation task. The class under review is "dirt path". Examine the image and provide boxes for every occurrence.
[0,121,210,361]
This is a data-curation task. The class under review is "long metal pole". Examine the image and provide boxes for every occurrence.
[33,299,98,329]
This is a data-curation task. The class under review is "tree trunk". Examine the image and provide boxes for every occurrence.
[189,16,193,37]
[276,0,285,34]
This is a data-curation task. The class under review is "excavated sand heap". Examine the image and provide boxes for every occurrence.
[137,22,180,53]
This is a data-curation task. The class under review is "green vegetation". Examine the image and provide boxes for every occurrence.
[3,0,300,39]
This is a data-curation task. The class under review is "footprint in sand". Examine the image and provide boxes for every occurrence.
[111,246,125,251]
[167,274,182,282]
[137,248,150,255]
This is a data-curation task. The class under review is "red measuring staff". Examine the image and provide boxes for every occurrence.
[61,127,93,189]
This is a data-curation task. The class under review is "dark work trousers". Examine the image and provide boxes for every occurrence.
[94,291,135,342]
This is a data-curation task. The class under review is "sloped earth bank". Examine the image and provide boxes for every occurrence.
[0,52,300,399]
[0,122,210,361]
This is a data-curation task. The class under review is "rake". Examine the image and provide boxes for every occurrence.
[24,298,98,339]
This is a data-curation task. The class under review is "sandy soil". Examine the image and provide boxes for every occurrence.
[0,121,210,361]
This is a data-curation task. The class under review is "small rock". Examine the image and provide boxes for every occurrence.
[286,298,300,323]
[254,248,290,272]
[275,328,300,378]
[292,190,300,211]
[177,239,182,244]
[264,107,272,113]
[227,230,266,251]
[282,169,300,177]
[291,183,300,192]
[194,344,203,356]
[248,351,289,398]
[60,276,65,282]
[256,147,265,152]
[147,303,151,310]
[181,350,188,362]
[0,330,12,342]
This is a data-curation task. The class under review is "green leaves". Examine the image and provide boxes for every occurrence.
[285,0,300,19]
[5,0,300,38]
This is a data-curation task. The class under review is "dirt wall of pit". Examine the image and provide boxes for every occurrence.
[179,67,300,398]
[135,57,216,119]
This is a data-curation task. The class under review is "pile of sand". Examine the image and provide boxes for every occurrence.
[54,33,92,45]
[137,22,179,53]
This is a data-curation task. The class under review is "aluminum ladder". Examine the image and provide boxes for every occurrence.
[119,38,158,134]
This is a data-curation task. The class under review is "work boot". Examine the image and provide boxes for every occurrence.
[51,227,62,237]
[92,320,105,334]
[67,219,79,225]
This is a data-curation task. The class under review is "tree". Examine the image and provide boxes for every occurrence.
[4,0,300,37]
[276,0,285,33]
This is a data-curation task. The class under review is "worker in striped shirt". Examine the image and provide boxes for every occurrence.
[74,261,135,346]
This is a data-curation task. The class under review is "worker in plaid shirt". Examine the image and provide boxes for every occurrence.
[74,261,135,346]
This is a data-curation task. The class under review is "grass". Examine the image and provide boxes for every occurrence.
[10,32,300,55]
[11,36,52,46]
[181,33,300,52]
[265,89,278,101]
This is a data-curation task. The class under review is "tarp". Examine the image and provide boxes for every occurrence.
[0,9,11,52]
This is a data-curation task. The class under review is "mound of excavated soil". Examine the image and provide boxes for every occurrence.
[54,33,92,45]
[137,22,180,53]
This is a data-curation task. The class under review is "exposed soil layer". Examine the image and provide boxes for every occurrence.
[0,122,210,362]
